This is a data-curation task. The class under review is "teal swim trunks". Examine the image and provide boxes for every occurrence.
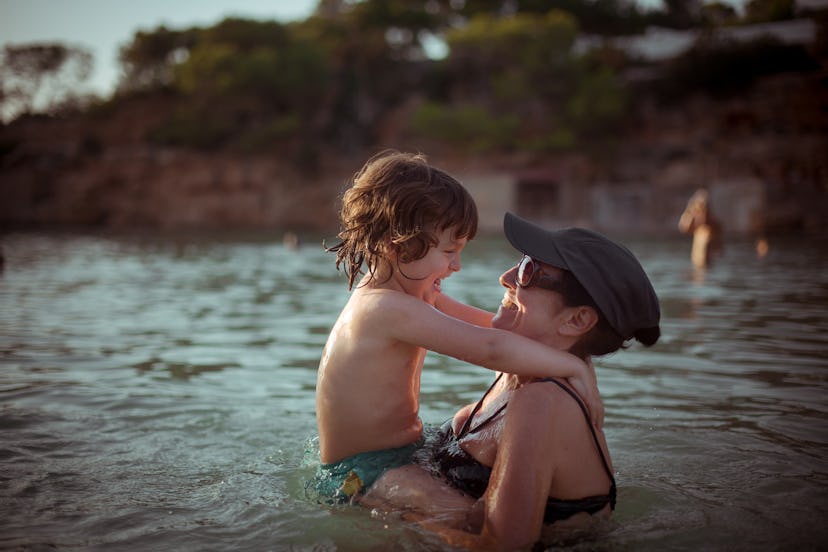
[314,440,422,503]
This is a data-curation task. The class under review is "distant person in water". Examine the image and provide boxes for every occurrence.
[313,151,601,504]
[678,188,722,268]
[282,231,301,250]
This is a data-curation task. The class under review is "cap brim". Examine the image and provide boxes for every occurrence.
[503,212,570,270]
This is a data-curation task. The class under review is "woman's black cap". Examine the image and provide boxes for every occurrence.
[503,212,660,340]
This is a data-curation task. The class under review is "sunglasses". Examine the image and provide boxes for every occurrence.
[516,255,562,291]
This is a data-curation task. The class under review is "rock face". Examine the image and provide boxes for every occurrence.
[593,70,828,235]
[2,69,826,236]
[2,144,342,231]
[0,97,348,233]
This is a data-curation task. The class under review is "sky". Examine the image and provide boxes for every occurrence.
[0,0,319,96]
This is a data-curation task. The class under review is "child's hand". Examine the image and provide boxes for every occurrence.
[567,357,604,429]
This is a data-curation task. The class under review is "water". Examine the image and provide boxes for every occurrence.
[1,229,826,551]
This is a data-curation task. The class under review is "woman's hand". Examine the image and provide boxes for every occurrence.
[566,357,604,429]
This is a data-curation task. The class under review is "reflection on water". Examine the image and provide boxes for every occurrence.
[1,230,827,551]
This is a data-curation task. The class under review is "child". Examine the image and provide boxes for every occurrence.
[315,151,599,503]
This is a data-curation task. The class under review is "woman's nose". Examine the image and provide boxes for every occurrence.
[500,266,518,288]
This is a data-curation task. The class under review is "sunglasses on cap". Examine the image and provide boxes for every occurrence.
[516,255,562,291]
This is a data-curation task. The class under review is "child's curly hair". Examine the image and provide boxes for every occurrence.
[328,151,478,289]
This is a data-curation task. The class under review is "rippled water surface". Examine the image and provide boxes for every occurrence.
[1,230,826,551]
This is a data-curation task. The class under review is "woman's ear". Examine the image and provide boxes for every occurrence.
[560,306,599,337]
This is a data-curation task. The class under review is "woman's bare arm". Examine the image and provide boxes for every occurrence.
[481,385,557,549]
[433,292,494,328]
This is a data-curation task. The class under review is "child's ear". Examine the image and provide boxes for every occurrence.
[385,240,401,261]
[560,306,599,337]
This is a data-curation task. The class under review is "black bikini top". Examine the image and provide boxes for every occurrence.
[433,374,617,524]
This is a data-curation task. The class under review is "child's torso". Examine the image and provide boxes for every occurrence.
[316,289,427,463]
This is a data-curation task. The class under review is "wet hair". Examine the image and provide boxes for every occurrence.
[555,270,660,358]
[327,151,478,290]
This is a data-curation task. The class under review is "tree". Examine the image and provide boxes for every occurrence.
[293,1,448,149]
[661,0,703,28]
[656,36,819,100]
[744,0,795,23]
[701,2,739,27]
[0,42,93,122]
[410,9,628,153]
[137,18,332,156]
[118,26,197,93]
[432,0,651,35]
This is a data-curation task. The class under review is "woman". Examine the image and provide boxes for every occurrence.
[361,212,661,550]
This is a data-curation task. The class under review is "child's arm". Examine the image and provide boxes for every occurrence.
[381,293,603,427]
[433,292,494,328]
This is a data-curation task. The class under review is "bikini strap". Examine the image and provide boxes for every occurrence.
[538,378,617,489]
[457,373,504,439]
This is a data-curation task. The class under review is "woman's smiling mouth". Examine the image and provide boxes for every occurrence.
[501,292,519,310]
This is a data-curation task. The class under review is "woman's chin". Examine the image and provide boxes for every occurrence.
[492,305,518,330]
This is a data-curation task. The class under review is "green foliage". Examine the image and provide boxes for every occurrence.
[744,0,795,23]
[521,128,578,152]
[292,5,444,150]
[566,66,628,136]
[146,105,236,150]
[433,10,626,152]
[311,0,449,58]
[347,0,444,33]
[448,10,578,70]
[201,17,290,50]
[657,36,820,100]
[235,114,303,152]
[118,26,197,92]
[172,43,235,95]
[126,17,331,152]
[172,19,329,108]
[9,0,816,165]
[700,2,739,27]
[409,102,520,152]
[1,42,93,121]
[659,0,704,29]
[450,0,652,35]
[113,2,639,154]
[445,10,579,111]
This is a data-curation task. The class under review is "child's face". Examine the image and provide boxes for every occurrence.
[394,226,467,303]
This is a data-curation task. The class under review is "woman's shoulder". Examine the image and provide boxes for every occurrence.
[516,378,573,398]
[508,380,560,415]
[510,379,584,420]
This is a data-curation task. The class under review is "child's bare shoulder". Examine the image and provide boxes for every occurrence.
[351,287,435,324]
